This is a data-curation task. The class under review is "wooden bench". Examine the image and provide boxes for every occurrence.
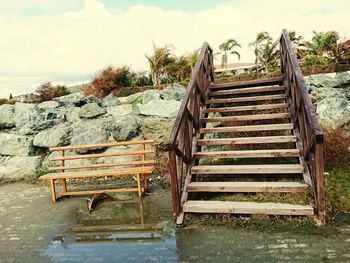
[39,140,156,203]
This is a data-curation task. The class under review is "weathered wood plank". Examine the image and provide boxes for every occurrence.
[193,149,300,159]
[207,94,287,104]
[204,103,288,113]
[191,164,304,174]
[39,166,154,180]
[203,113,291,122]
[211,76,283,89]
[199,123,294,134]
[183,201,314,215]
[187,181,309,193]
[197,136,297,146]
[209,85,285,96]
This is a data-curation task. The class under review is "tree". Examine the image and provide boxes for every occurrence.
[145,44,175,85]
[216,39,241,73]
[332,40,350,62]
[166,55,192,82]
[288,31,307,59]
[257,40,280,72]
[186,48,200,73]
[249,32,271,72]
[36,82,69,101]
[304,31,339,56]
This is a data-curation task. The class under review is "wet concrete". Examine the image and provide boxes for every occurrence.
[0,183,350,262]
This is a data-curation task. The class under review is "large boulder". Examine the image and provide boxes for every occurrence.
[42,151,92,168]
[33,125,72,148]
[37,101,60,109]
[160,84,186,101]
[0,133,33,156]
[79,103,106,119]
[309,87,346,104]
[135,99,181,118]
[335,72,350,88]
[304,74,339,89]
[71,117,113,149]
[0,104,16,128]
[112,117,139,141]
[0,156,42,181]
[53,93,85,107]
[63,107,81,123]
[142,90,160,104]
[106,104,133,117]
[138,116,175,142]
[118,92,143,104]
[316,97,350,129]
[102,93,121,107]
[15,108,66,135]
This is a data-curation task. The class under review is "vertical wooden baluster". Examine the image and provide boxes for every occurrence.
[142,143,147,192]
[315,143,326,225]
[168,150,180,217]
[50,179,57,203]
[60,150,67,194]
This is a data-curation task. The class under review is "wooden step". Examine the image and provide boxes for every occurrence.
[183,201,314,216]
[207,94,287,104]
[200,123,293,134]
[191,164,304,174]
[204,103,289,113]
[197,136,297,146]
[211,76,284,89]
[187,181,309,193]
[203,113,290,123]
[194,149,300,159]
[209,85,285,96]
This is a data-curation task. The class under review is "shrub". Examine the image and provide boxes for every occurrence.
[302,55,328,67]
[84,66,133,98]
[0,98,8,105]
[323,128,350,170]
[129,72,152,87]
[36,82,70,101]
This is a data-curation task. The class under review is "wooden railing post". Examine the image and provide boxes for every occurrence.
[60,150,67,193]
[167,42,214,220]
[315,143,326,224]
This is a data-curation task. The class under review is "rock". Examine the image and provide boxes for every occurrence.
[16,108,66,135]
[112,117,139,141]
[138,116,175,142]
[96,144,140,164]
[71,117,113,150]
[335,72,350,88]
[309,87,346,104]
[102,93,121,107]
[33,125,72,148]
[64,107,81,123]
[79,103,106,119]
[135,99,181,118]
[106,104,133,117]
[0,156,42,181]
[42,151,92,168]
[0,133,33,156]
[125,92,143,104]
[0,104,16,128]
[14,102,36,114]
[142,90,160,104]
[84,95,102,105]
[316,97,350,129]
[53,92,85,107]
[38,101,60,109]
[160,84,186,101]
[305,74,338,89]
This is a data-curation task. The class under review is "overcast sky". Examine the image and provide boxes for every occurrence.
[0,0,349,98]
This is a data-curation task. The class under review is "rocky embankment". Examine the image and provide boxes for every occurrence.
[0,72,349,182]
[0,84,185,182]
[305,72,350,133]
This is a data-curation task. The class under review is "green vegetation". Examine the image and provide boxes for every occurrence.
[215,38,241,73]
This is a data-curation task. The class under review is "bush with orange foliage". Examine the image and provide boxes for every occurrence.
[36,82,69,101]
[84,66,132,98]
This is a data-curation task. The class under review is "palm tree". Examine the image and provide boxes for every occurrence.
[186,48,200,73]
[167,55,192,82]
[288,31,306,59]
[145,44,174,85]
[258,40,279,72]
[249,32,271,72]
[216,39,241,73]
[304,31,339,56]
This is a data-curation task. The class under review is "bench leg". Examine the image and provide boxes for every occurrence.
[143,174,148,193]
[50,179,57,203]
[61,179,68,194]
[136,174,142,197]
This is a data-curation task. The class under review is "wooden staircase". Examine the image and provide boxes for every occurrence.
[168,30,325,225]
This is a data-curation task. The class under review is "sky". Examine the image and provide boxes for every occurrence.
[0,0,349,98]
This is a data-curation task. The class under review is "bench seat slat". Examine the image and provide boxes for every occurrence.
[39,166,154,180]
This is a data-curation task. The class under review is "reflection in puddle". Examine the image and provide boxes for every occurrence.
[45,197,178,262]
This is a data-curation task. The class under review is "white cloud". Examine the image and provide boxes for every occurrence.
[0,0,349,98]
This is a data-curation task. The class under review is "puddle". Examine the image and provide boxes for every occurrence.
[44,196,178,262]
